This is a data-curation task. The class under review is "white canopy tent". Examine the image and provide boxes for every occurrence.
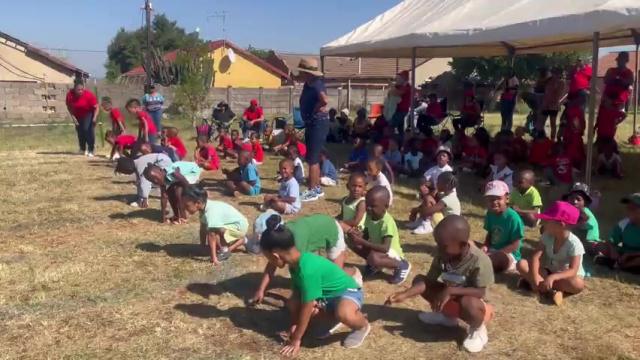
[321,0,640,185]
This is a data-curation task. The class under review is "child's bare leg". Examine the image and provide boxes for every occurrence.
[237,181,254,195]
[348,243,370,261]
[489,251,512,273]
[166,185,181,222]
[331,252,346,269]
[225,181,238,195]
[459,295,487,328]
[418,203,431,221]
[367,251,400,270]
[516,259,543,290]
[552,276,585,295]
[284,296,302,336]
[208,232,221,263]
[174,184,186,220]
[335,299,368,330]
[269,200,288,214]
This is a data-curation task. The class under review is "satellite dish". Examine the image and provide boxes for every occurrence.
[227,48,236,63]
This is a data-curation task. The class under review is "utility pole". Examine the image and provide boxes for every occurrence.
[144,0,153,87]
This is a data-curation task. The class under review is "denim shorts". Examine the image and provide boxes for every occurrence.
[304,113,329,165]
[318,288,363,312]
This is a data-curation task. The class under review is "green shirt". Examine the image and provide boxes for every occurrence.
[510,186,542,211]
[201,200,249,233]
[484,208,525,261]
[364,212,404,259]
[609,218,640,254]
[341,196,366,229]
[426,245,494,290]
[287,214,339,252]
[165,161,202,185]
[290,252,359,303]
[575,208,601,243]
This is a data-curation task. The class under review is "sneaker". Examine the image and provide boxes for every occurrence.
[84,149,89,156]
[342,322,371,349]
[412,220,433,235]
[315,322,345,339]
[390,259,411,284]
[87,152,95,158]
[217,249,231,261]
[463,324,488,353]
[112,153,121,161]
[551,290,563,306]
[363,264,380,278]
[315,186,325,198]
[406,219,422,230]
[301,189,319,202]
[129,201,140,208]
[417,312,458,327]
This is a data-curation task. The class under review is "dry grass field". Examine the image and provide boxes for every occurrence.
[0,113,639,359]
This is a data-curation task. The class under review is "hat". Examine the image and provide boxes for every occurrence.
[340,108,350,117]
[536,201,580,225]
[484,180,510,197]
[562,183,592,205]
[621,193,640,207]
[296,58,323,76]
[250,99,258,107]
[435,145,453,159]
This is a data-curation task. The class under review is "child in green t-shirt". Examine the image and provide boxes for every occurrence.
[346,186,411,284]
[482,180,525,273]
[385,215,495,353]
[510,169,543,227]
[259,222,370,356]
[594,193,640,272]
[338,172,367,232]
[562,183,601,254]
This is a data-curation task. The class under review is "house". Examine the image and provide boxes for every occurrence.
[0,31,88,83]
[121,40,289,89]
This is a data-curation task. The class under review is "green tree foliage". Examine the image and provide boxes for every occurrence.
[105,14,202,80]
[173,45,214,123]
[247,45,275,60]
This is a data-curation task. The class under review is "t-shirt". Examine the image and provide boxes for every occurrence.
[440,192,461,216]
[252,142,264,163]
[484,207,525,261]
[396,84,412,112]
[423,164,453,183]
[541,232,585,277]
[293,141,307,158]
[552,155,574,184]
[300,78,327,121]
[66,89,97,119]
[142,93,165,112]
[219,135,233,150]
[569,65,592,94]
[290,252,359,303]
[198,145,220,170]
[201,200,249,234]
[426,244,494,290]
[510,186,542,211]
[404,152,423,170]
[287,214,339,252]
[603,67,634,105]
[321,159,338,181]
[609,218,640,254]
[243,106,264,121]
[137,111,158,136]
[364,212,404,259]
[134,153,172,199]
[166,136,187,159]
[342,197,366,229]
[165,161,202,185]
[369,172,393,206]
[109,108,125,128]
[384,150,402,167]
[598,153,622,169]
[114,134,137,148]
[240,163,261,192]
[529,138,554,166]
[279,177,301,212]
[349,147,368,163]
[489,165,514,191]
[575,207,600,243]
[293,157,305,184]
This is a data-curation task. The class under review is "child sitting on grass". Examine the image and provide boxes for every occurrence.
[460,135,488,175]
[194,135,220,171]
[408,177,437,235]
[528,131,554,168]
[231,129,243,153]
[125,98,158,144]
[223,150,261,197]
[101,96,125,135]
[544,142,575,190]
[593,193,640,272]
[415,171,460,230]
[424,146,454,184]
[510,169,543,228]
[319,149,338,187]
[385,216,494,353]
[517,201,585,306]
[512,126,529,163]
[384,138,403,174]
[371,144,395,184]
[482,180,524,273]
[563,183,601,253]
[366,158,393,207]
[182,186,248,265]
[346,186,411,284]
[596,138,623,179]
[216,128,237,159]
[163,127,187,160]
[338,173,367,232]
[341,136,368,173]
[287,144,305,185]
[263,159,301,215]
[143,161,202,224]
[105,130,136,160]
[487,151,513,191]
[259,221,370,356]
[401,138,424,178]
[250,132,264,165]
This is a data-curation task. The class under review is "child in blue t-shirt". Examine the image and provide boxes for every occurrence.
[263,159,301,215]
[319,149,338,187]
[341,136,368,172]
[287,144,305,185]
[223,150,261,197]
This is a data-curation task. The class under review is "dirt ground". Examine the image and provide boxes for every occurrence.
[0,114,639,359]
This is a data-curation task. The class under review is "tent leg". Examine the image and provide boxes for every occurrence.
[409,47,417,130]
[585,32,600,187]
[633,43,640,142]
[320,56,326,74]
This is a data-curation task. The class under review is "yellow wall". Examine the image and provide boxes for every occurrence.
[0,37,75,83]
[211,46,281,89]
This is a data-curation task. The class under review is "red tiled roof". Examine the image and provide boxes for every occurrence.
[597,51,639,77]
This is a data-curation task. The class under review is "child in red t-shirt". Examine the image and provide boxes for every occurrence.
[596,95,626,141]
[460,135,488,175]
[544,142,574,188]
[561,105,586,170]
[101,96,125,135]
[105,130,136,160]
[512,126,529,163]
[163,127,187,160]
[125,98,158,143]
[216,128,237,159]
[273,125,297,155]
[231,129,244,153]
[194,135,220,171]
[529,131,554,168]
[250,132,265,165]
[421,127,440,165]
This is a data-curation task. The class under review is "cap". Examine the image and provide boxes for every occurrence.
[621,193,640,207]
[484,180,510,197]
[562,182,592,205]
[250,99,258,106]
[435,145,453,159]
[536,201,580,225]
[340,108,350,117]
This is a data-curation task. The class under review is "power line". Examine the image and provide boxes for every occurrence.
[40,48,106,53]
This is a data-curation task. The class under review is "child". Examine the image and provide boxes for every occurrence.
[259,221,370,355]
[346,186,411,284]
[544,142,574,189]
[194,135,220,171]
[143,161,202,224]
[595,93,626,142]
[482,180,525,273]
[223,150,261,197]
[366,158,393,207]
[594,193,640,272]
[319,149,338,187]
[101,96,125,135]
[352,108,371,140]
[453,93,481,132]
[182,186,249,264]
[510,169,543,228]
[487,151,514,191]
[421,127,440,165]
[327,108,340,143]
[342,136,368,172]
[371,115,389,144]
[163,127,187,160]
[451,129,472,160]
[512,126,529,163]
[378,126,394,151]
[563,183,601,253]
[528,131,554,168]
[263,159,301,215]
[125,98,158,144]
[246,132,264,165]
[231,129,243,153]
[415,171,461,229]
[338,173,367,232]
[105,130,136,160]
[386,216,494,353]
[287,144,305,185]
[216,128,237,159]
[337,108,352,142]
[115,152,172,209]
[517,201,585,306]
[460,135,488,175]
[596,138,623,179]
[262,124,274,150]
[423,146,454,184]
[371,144,395,184]
[408,177,437,235]
[402,138,424,178]
[384,138,403,173]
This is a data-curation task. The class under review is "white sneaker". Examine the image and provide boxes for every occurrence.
[463,324,488,353]
[412,220,433,235]
[417,312,458,327]
[129,201,140,208]
[87,152,95,158]
[406,219,422,230]
[112,153,121,160]
[84,149,89,156]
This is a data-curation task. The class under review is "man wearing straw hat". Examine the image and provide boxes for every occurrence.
[297,58,330,202]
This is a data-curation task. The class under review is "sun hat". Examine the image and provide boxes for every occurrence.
[340,108,350,117]
[435,145,453,159]
[562,182,593,206]
[296,58,323,76]
[621,193,640,207]
[535,201,580,225]
[484,180,510,197]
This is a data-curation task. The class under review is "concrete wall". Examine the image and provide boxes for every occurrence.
[0,38,75,84]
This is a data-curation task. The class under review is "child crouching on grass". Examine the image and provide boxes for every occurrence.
[143,161,202,224]
[194,135,220,171]
[223,150,261,197]
[517,201,585,306]
[338,173,367,232]
[262,159,301,215]
[385,216,494,353]
[407,177,437,235]
[105,130,136,160]
[510,169,543,228]
[259,221,370,356]
[182,186,248,265]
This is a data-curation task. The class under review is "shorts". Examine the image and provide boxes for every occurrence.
[318,288,364,312]
[386,247,403,261]
[222,225,248,244]
[441,299,493,324]
[432,212,444,226]
[304,113,330,165]
[488,249,517,272]
[327,221,347,260]
[541,109,559,117]
[283,203,300,215]
[247,186,261,196]
[320,176,337,187]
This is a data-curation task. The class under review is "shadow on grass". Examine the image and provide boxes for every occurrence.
[94,194,134,204]
[402,242,438,256]
[109,208,161,221]
[136,242,210,261]
[35,151,80,156]
[185,272,291,304]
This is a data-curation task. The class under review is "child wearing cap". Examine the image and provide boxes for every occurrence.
[516,201,585,306]
[510,169,543,228]
[594,193,640,272]
[423,146,454,183]
[482,180,525,273]
[563,183,601,254]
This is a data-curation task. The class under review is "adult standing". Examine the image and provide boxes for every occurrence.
[567,59,592,109]
[389,70,411,139]
[541,67,567,140]
[66,81,99,157]
[241,99,265,138]
[297,58,329,202]
[602,51,634,111]
[142,84,165,132]
[497,69,519,131]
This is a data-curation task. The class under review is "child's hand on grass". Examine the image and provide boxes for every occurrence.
[431,287,451,312]
[385,292,405,306]
[280,339,301,358]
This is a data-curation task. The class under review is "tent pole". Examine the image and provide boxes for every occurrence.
[585,32,600,187]
[410,47,417,129]
[634,43,639,138]
[320,56,326,74]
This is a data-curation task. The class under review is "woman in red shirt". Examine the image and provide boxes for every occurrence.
[241,99,265,138]
[389,71,411,140]
[66,81,99,157]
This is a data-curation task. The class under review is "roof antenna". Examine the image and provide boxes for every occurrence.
[207,11,228,49]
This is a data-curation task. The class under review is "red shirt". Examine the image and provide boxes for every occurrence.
[166,136,187,159]
[252,142,264,163]
[421,137,440,158]
[552,155,574,184]
[243,106,264,121]
[241,142,253,152]
[596,105,624,139]
[114,134,137,148]
[109,108,125,128]
[219,134,234,150]
[566,106,586,135]
[463,145,488,161]
[137,111,157,136]
[292,141,307,158]
[379,137,391,152]
[198,145,220,170]
[66,89,97,119]
[569,65,592,94]
[396,84,412,112]
[603,67,634,105]
[426,102,443,118]
[529,138,554,166]
[512,137,529,161]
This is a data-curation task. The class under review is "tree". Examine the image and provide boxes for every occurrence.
[173,45,214,124]
[247,45,274,60]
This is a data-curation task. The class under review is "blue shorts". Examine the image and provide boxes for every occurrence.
[304,113,329,165]
[318,288,363,313]
[247,185,261,196]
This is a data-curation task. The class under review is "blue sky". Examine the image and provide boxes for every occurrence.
[1,0,399,78]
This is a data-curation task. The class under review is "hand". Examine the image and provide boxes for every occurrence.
[247,291,264,307]
[140,199,149,208]
[385,292,405,306]
[538,277,554,293]
[263,194,275,202]
[280,339,301,357]
[481,246,489,253]
[431,287,451,312]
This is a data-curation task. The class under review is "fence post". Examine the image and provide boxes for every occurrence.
[288,86,294,114]
[347,79,351,111]
[259,87,264,109]
[363,87,368,110]
[338,88,342,110]
[226,86,231,106]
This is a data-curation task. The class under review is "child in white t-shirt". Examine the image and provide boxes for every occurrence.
[263,159,301,215]
[403,138,424,178]
[424,146,453,183]
[488,151,514,191]
[596,138,623,179]
[367,158,393,207]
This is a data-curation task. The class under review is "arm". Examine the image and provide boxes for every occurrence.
[446,286,486,299]
[314,91,329,114]
[499,239,522,255]
[250,263,277,304]
[142,119,149,142]
[66,104,79,125]
[483,233,491,249]
[343,201,367,228]
[92,104,100,124]
[386,277,428,304]
[420,200,446,217]
[384,161,395,184]
[170,168,190,187]
[349,229,392,253]
[282,301,316,356]
[277,195,297,204]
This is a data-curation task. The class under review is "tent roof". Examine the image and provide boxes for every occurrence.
[321,0,640,58]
